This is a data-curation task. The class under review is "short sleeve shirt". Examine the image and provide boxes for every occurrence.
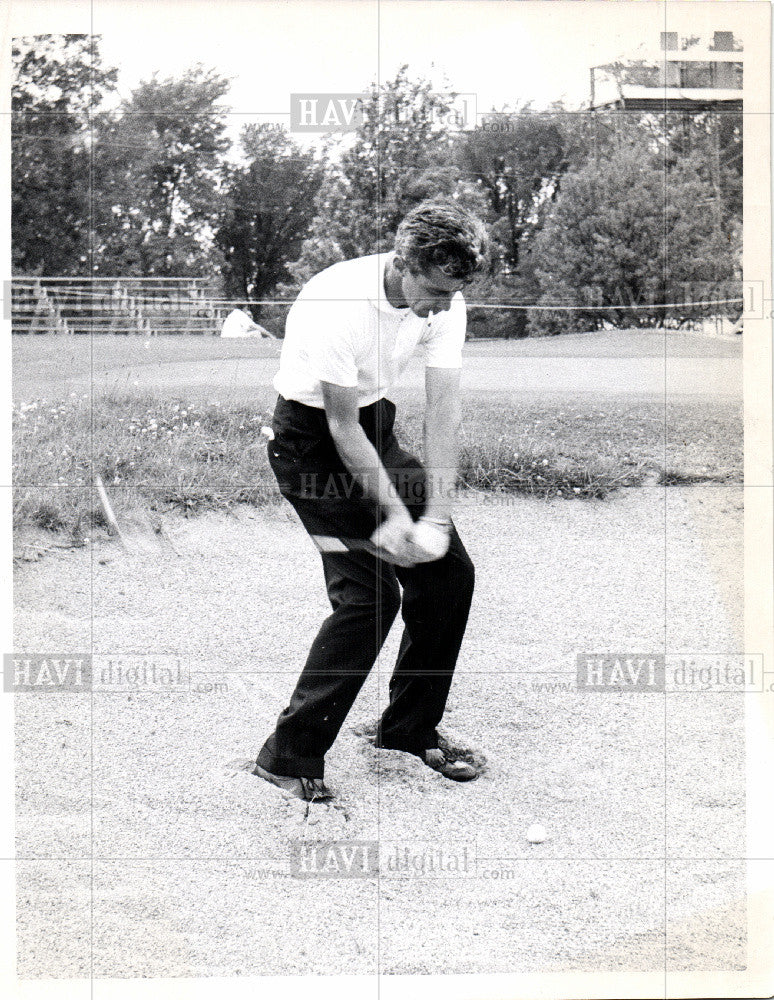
[273,253,466,408]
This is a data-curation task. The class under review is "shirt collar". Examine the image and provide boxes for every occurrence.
[369,253,412,315]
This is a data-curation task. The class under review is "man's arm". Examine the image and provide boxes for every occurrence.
[321,381,416,565]
[423,367,462,523]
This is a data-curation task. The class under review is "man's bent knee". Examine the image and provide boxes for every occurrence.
[328,584,401,625]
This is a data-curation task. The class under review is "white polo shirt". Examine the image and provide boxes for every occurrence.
[273,253,466,408]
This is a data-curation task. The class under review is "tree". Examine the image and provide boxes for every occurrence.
[587,42,743,229]
[552,105,742,264]
[665,110,742,230]
[454,108,565,271]
[526,137,738,335]
[286,67,489,288]
[95,65,232,276]
[213,126,323,318]
[12,34,118,275]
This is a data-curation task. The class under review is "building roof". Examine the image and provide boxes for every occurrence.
[592,83,743,112]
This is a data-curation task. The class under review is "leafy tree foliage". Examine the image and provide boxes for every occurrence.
[527,137,738,334]
[94,65,232,276]
[12,43,743,342]
[12,34,118,274]
[454,109,565,270]
[286,67,489,288]
[214,127,323,318]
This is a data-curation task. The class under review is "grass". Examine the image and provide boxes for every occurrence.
[12,334,281,386]
[13,393,278,533]
[398,391,742,500]
[12,387,743,535]
[463,329,741,359]
[657,469,736,486]
[11,328,740,399]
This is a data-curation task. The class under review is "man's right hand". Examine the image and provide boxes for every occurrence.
[370,509,417,566]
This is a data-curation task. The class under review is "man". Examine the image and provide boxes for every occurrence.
[253,199,489,801]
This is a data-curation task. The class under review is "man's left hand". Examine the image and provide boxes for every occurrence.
[407,516,451,562]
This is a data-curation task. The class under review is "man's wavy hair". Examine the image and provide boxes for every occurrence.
[394,200,489,282]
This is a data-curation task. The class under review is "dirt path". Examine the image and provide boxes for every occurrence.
[14,488,746,979]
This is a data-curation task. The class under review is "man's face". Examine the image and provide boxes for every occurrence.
[396,259,467,318]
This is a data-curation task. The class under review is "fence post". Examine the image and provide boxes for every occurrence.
[52,294,68,335]
[30,279,44,334]
[108,283,120,335]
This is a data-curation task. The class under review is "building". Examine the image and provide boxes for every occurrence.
[590,31,743,113]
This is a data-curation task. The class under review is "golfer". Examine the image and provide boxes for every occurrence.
[254,200,489,800]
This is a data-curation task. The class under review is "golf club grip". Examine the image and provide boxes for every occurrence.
[309,533,443,565]
[310,534,381,556]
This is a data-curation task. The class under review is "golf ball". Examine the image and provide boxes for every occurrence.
[526,823,547,844]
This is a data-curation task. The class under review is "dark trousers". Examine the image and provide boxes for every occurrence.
[256,395,475,779]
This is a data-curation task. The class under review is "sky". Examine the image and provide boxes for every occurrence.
[3,0,761,131]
